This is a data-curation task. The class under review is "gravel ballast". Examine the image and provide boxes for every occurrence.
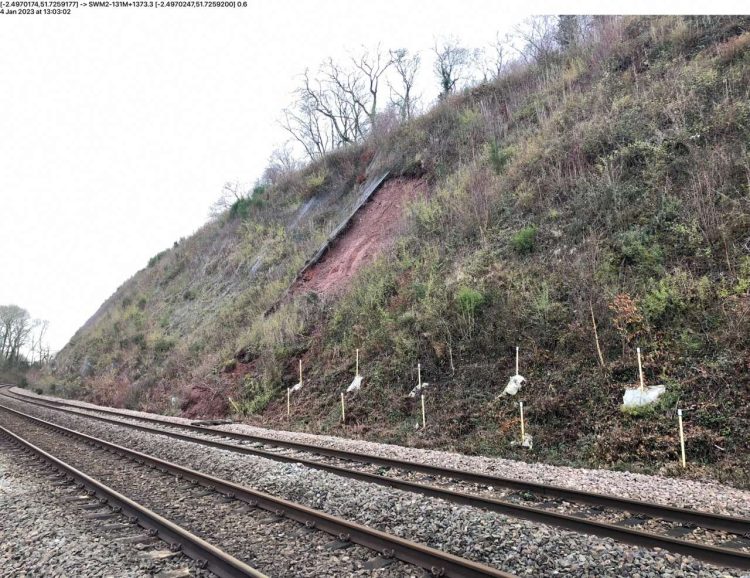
[13,387,750,517]
[0,434,200,578]
[4,391,749,577]
[1,411,417,578]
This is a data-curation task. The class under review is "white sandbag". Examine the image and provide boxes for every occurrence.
[346,374,363,393]
[289,381,303,393]
[408,382,429,398]
[622,385,665,408]
[501,374,526,397]
[511,434,533,450]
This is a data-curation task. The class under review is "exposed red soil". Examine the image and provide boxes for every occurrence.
[295,177,427,296]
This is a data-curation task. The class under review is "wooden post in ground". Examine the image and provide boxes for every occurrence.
[637,347,645,392]
[519,401,525,442]
[287,388,290,419]
[340,392,346,424]
[421,394,426,429]
[678,409,687,468]
[590,300,605,368]
[515,346,519,376]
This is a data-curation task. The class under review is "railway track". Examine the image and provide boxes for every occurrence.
[0,423,265,578]
[0,401,515,578]
[2,386,748,571]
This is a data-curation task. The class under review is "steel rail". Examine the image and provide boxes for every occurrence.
[0,424,267,578]
[2,394,750,570]
[0,403,515,578]
[4,386,748,537]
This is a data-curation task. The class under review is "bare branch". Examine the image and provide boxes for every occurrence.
[389,48,421,121]
[351,44,393,129]
[512,16,560,64]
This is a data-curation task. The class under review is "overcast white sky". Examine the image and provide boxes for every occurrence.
[0,0,746,353]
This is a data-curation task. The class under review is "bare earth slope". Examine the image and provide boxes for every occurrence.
[296,177,426,296]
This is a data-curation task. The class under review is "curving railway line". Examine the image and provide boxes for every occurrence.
[0,398,512,577]
[1,384,749,575]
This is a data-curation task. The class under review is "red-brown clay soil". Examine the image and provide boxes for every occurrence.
[295,177,427,296]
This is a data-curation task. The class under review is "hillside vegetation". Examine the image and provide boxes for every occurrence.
[49,16,750,486]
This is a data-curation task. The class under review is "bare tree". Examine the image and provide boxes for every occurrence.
[261,143,301,185]
[281,93,332,161]
[282,65,364,160]
[484,33,508,80]
[389,48,420,121]
[210,180,246,217]
[433,38,471,97]
[29,319,49,365]
[557,15,581,49]
[318,61,368,142]
[350,45,393,130]
[282,48,393,160]
[557,15,594,49]
[511,16,560,64]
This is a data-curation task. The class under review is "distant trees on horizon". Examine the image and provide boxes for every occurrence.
[0,304,51,369]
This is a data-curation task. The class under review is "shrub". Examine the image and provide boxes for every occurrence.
[455,286,485,339]
[410,197,444,237]
[153,336,175,355]
[511,226,538,254]
[188,339,205,355]
[229,197,253,220]
[715,31,750,65]
[719,256,750,297]
[302,169,328,199]
[131,333,146,350]
[643,273,688,325]
[487,141,515,175]
[609,293,645,352]
[147,250,167,268]
[456,286,485,317]
[231,376,278,416]
[618,227,663,274]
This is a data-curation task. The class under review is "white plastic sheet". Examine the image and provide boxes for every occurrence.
[289,381,303,393]
[501,374,526,397]
[346,374,363,393]
[622,385,666,408]
[511,434,533,450]
[408,383,429,398]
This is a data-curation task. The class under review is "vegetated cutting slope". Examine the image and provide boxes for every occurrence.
[51,16,750,485]
[52,146,384,412]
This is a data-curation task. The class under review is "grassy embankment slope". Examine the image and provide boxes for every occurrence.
[51,16,750,485]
